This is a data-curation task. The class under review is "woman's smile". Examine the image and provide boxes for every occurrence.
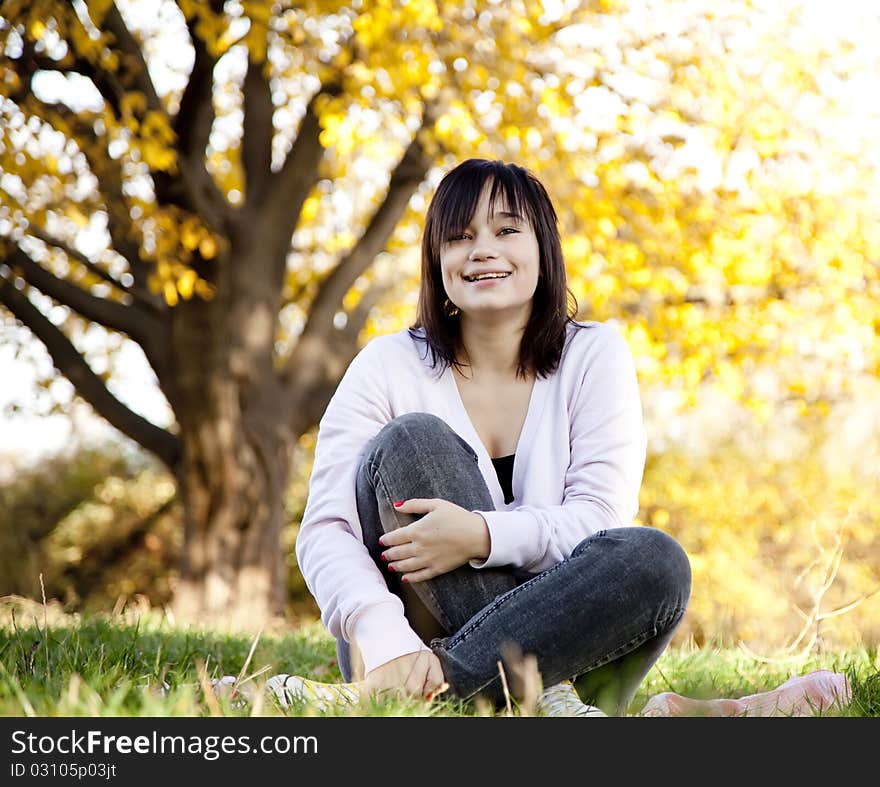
[465,271,513,287]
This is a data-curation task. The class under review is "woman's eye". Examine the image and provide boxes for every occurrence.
[447,227,518,242]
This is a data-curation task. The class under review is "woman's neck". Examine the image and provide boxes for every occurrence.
[458,312,528,378]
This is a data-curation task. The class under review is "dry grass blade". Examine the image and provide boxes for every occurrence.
[39,573,50,683]
[818,585,880,620]
[236,663,272,689]
[500,641,541,716]
[497,659,513,717]
[67,673,82,707]
[196,658,223,717]
[234,626,264,688]
[249,678,266,717]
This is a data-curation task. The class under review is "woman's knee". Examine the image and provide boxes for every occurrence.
[376,412,455,447]
[632,527,692,606]
[583,526,691,606]
[365,412,474,467]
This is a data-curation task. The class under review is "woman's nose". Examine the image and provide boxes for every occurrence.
[468,244,498,261]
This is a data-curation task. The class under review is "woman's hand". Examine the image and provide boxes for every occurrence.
[379,499,491,582]
[363,650,447,699]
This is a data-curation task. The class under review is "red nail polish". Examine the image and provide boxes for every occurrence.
[388,564,394,572]
[380,554,387,562]
[378,539,385,547]
[401,576,408,583]
[394,500,404,507]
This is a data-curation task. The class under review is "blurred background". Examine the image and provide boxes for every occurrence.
[1,0,878,656]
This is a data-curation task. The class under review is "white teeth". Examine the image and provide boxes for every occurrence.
[465,272,511,282]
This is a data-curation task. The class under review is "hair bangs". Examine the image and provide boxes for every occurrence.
[430,162,536,251]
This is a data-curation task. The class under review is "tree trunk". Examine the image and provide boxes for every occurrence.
[165,219,295,627]
[170,405,292,627]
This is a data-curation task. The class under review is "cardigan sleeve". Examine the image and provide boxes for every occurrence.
[470,325,647,574]
[294,341,430,675]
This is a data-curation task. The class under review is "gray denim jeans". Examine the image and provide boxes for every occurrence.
[337,412,691,715]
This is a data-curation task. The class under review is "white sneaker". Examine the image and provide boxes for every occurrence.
[536,680,607,717]
[266,674,363,712]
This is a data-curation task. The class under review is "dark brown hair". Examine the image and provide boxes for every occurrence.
[409,158,585,379]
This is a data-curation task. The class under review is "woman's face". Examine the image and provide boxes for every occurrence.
[439,182,541,322]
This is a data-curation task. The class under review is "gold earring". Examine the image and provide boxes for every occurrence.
[443,298,459,317]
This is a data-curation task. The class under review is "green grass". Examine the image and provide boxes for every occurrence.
[1,609,877,717]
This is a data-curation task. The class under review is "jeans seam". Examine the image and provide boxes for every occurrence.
[571,530,603,558]
[373,468,407,528]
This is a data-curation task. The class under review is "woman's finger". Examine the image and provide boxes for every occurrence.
[423,656,447,699]
[387,557,425,576]
[377,524,413,548]
[393,498,440,515]
[380,546,410,563]
[399,567,437,584]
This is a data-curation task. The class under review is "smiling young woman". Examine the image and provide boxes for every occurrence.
[286,159,692,716]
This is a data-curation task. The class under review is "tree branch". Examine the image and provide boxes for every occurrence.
[19,91,164,310]
[27,225,132,298]
[283,286,399,440]
[153,14,229,233]
[101,1,163,112]
[242,56,274,209]
[297,106,436,343]
[91,2,228,233]
[0,276,180,469]
[262,87,332,254]
[286,280,394,436]
[282,111,437,431]
[5,245,162,351]
[341,278,396,344]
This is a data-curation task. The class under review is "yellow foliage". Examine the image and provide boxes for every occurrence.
[28,19,46,40]
[194,279,215,301]
[597,217,616,238]
[198,235,217,259]
[243,25,268,65]
[641,426,880,650]
[120,92,148,120]
[180,218,202,252]
[162,280,178,307]
[300,196,321,224]
[176,269,197,301]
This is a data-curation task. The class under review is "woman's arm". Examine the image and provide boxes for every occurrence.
[294,341,431,676]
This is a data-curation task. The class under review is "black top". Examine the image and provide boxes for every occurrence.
[490,454,515,504]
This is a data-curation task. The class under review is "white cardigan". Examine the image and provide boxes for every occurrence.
[295,320,647,675]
